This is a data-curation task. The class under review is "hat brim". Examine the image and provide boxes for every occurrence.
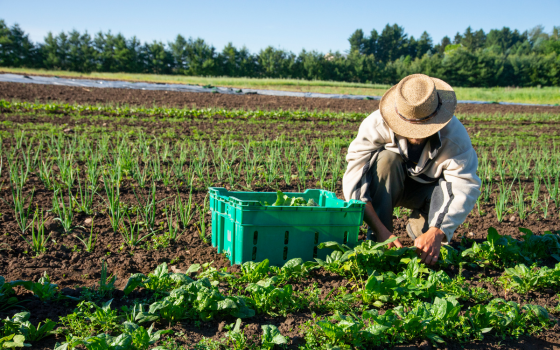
[379,77,457,139]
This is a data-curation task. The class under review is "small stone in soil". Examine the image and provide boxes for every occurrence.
[509,215,516,222]
[84,218,92,225]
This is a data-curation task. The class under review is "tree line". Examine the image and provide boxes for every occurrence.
[1,19,559,87]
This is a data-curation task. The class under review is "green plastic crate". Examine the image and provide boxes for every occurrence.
[209,187,365,266]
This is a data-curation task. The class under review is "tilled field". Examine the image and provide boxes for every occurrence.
[0,85,560,349]
[2,81,560,114]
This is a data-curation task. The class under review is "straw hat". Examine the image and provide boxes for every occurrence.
[379,74,457,139]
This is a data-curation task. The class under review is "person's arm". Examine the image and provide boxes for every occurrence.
[364,201,403,248]
[416,147,481,265]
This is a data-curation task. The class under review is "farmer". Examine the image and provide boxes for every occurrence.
[343,74,481,265]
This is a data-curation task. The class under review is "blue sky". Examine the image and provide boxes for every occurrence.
[2,0,559,54]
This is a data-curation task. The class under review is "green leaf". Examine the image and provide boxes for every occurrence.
[185,264,201,275]
[123,273,146,295]
[273,191,285,206]
[282,258,303,269]
[427,333,445,343]
[153,262,168,279]
[487,227,500,243]
[3,334,31,348]
[261,324,288,345]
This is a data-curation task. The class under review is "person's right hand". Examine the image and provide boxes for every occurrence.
[375,229,403,248]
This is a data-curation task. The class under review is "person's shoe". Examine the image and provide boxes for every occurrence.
[406,210,429,240]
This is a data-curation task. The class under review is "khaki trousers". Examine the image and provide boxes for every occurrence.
[367,150,438,236]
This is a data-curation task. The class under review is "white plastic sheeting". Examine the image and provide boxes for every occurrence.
[0,73,555,106]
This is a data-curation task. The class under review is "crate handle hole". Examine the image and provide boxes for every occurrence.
[283,246,288,260]
[313,246,318,258]
[252,246,257,260]
[253,231,258,245]
[314,232,319,245]
[284,231,289,244]
[343,231,348,244]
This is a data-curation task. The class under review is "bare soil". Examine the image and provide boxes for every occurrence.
[0,82,559,349]
[2,81,560,114]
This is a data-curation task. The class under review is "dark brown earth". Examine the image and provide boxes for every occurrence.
[1,83,559,349]
[2,81,560,114]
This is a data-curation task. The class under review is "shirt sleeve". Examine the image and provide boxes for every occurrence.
[428,147,481,242]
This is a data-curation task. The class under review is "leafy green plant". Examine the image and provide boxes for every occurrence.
[0,277,23,311]
[20,272,58,302]
[2,312,56,342]
[271,258,316,283]
[0,334,30,348]
[461,227,523,268]
[239,259,270,283]
[123,262,192,296]
[246,277,304,317]
[266,190,319,207]
[139,278,254,323]
[261,324,288,349]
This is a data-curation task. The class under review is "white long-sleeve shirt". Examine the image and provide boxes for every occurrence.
[342,110,481,242]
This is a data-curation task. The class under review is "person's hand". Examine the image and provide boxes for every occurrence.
[376,229,403,249]
[414,227,445,265]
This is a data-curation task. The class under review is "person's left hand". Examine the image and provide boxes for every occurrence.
[414,227,445,266]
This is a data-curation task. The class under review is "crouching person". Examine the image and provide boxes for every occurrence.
[343,74,481,265]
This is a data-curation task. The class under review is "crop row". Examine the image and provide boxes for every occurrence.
[0,128,558,256]
[2,228,559,349]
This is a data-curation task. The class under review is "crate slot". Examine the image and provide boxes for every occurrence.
[313,246,318,258]
[284,231,289,244]
[252,246,257,260]
[314,232,319,244]
[253,231,258,245]
[283,246,288,260]
[343,231,348,244]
